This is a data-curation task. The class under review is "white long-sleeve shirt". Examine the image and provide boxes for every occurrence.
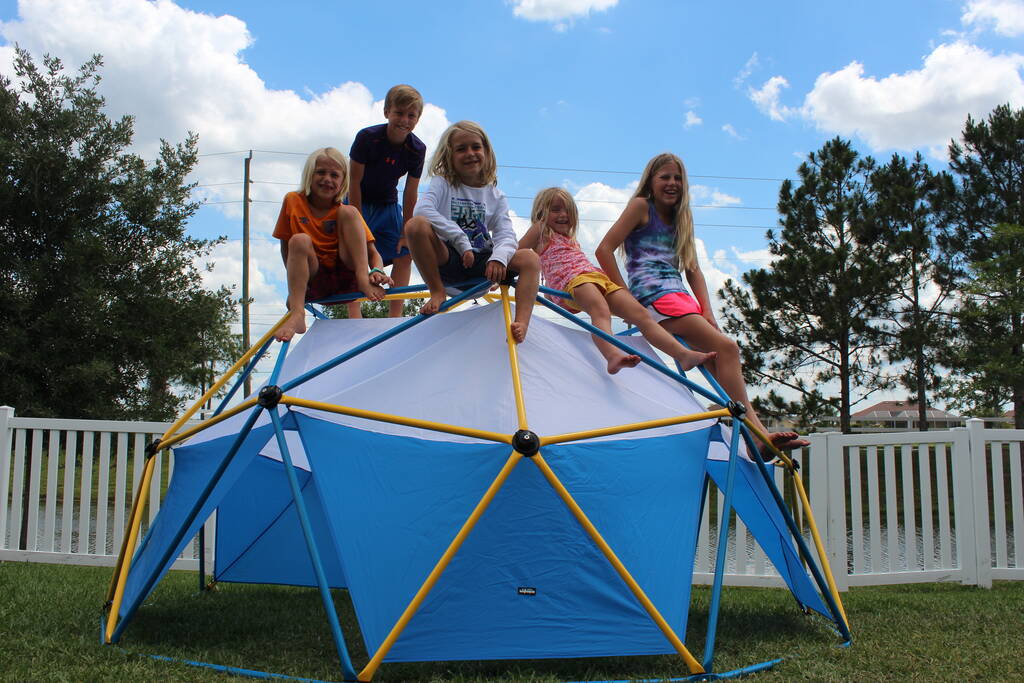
[413,175,518,267]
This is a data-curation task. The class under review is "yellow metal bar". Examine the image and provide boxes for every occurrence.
[104,455,158,641]
[529,453,704,675]
[161,313,288,445]
[498,285,529,430]
[790,466,849,628]
[157,398,259,451]
[358,450,525,681]
[542,409,730,446]
[283,397,511,444]
[737,417,846,624]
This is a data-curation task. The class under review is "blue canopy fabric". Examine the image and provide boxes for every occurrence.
[111,303,843,671]
[301,415,710,661]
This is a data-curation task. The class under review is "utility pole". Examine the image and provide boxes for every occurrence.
[242,150,253,397]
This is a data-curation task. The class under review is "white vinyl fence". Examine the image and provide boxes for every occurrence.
[0,406,212,570]
[1,405,1020,589]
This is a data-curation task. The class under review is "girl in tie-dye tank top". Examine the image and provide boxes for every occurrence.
[519,187,714,375]
[596,153,810,459]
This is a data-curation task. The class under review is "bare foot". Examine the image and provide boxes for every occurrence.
[678,349,717,371]
[769,432,810,450]
[607,353,641,374]
[759,432,811,460]
[420,290,446,315]
[365,282,386,301]
[276,311,306,342]
[510,321,528,343]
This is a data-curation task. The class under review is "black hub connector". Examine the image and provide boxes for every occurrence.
[726,400,747,418]
[144,440,162,458]
[258,385,283,409]
[512,429,540,457]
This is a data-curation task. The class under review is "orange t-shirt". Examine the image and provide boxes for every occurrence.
[272,191,374,269]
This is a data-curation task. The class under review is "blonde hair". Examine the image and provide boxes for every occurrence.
[299,147,348,203]
[632,152,696,270]
[384,84,423,115]
[531,187,579,248]
[429,120,498,188]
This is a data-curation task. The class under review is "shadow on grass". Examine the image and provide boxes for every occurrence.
[119,579,837,682]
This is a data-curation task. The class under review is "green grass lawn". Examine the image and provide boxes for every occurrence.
[1,562,1021,682]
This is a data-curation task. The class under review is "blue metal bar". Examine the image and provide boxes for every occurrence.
[111,404,265,643]
[280,279,492,392]
[268,409,356,680]
[118,649,335,682]
[197,526,205,593]
[213,336,275,416]
[669,337,731,407]
[534,294,722,405]
[312,281,432,306]
[702,419,743,671]
[305,303,330,320]
[268,338,290,384]
[564,657,783,682]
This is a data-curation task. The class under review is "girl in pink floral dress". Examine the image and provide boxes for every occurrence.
[520,187,714,375]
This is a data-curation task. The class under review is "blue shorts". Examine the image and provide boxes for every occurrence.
[362,202,409,265]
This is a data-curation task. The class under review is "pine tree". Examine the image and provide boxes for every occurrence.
[719,138,892,433]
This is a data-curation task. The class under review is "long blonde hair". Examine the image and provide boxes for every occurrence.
[531,187,580,248]
[299,147,348,203]
[429,120,498,188]
[633,152,696,270]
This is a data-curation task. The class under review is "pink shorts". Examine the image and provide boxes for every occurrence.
[647,291,703,322]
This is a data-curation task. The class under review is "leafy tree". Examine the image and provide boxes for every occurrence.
[865,153,956,430]
[719,138,892,433]
[935,105,1024,425]
[325,297,426,319]
[0,49,237,420]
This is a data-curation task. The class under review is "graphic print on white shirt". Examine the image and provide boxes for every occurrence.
[451,197,489,251]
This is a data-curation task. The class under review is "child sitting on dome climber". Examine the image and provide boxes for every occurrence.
[520,187,715,375]
[273,147,392,342]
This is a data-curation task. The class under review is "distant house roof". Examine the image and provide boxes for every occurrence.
[852,400,961,421]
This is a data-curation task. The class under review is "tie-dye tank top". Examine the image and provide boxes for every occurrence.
[623,201,691,306]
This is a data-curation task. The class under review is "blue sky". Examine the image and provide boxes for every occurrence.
[2,0,1023,399]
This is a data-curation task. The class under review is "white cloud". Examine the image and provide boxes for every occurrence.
[691,185,741,207]
[0,0,451,341]
[748,41,1024,155]
[962,0,1024,36]
[749,75,798,122]
[802,41,1024,153]
[684,110,703,127]
[510,0,618,22]
[734,52,760,88]
[573,181,635,255]
[721,123,744,140]
[731,246,772,266]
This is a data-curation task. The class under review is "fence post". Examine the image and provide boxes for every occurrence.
[951,426,976,585]
[822,432,849,591]
[967,418,993,588]
[0,406,13,549]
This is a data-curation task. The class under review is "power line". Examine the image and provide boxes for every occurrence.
[227,183,777,211]
[196,149,792,183]
[500,163,788,182]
